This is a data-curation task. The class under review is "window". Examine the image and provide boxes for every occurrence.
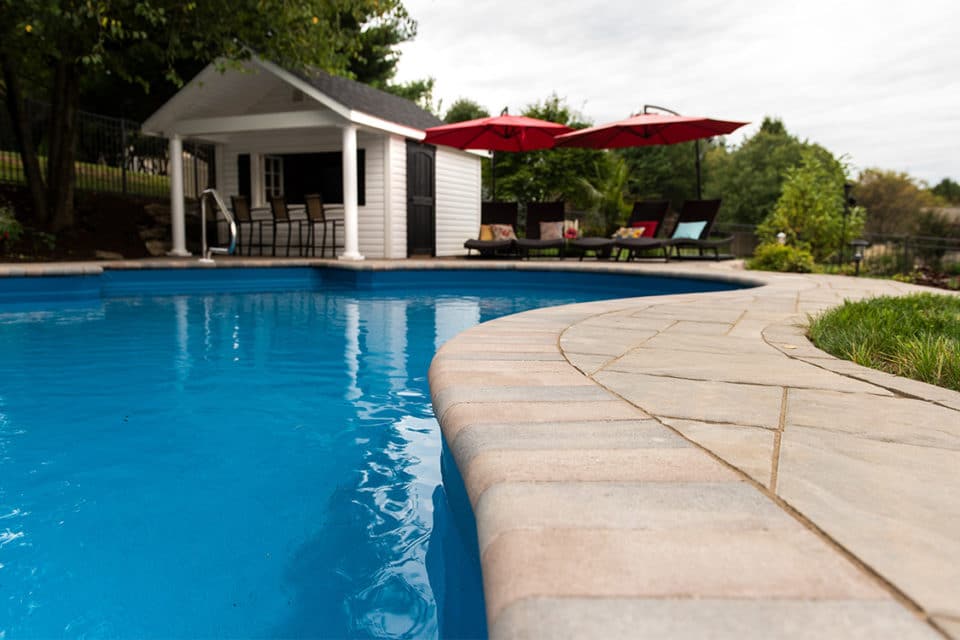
[263,155,284,200]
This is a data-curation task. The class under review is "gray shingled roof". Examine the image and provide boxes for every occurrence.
[291,68,443,131]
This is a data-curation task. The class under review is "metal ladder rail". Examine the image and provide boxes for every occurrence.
[199,188,238,263]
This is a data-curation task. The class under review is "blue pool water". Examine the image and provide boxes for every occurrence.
[0,268,740,638]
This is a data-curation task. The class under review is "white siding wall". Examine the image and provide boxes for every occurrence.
[386,136,407,258]
[356,131,385,258]
[434,148,481,257]
[219,129,387,258]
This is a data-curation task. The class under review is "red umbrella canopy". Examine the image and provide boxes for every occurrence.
[555,113,748,149]
[422,114,574,152]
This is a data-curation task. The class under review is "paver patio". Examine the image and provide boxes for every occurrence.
[427,262,959,639]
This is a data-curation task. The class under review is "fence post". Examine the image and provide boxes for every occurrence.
[121,119,128,195]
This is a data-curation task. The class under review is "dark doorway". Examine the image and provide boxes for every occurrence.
[406,142,436,257]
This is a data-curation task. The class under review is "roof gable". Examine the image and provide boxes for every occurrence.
[143,56,443,137]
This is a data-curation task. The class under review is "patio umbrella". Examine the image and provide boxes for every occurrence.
[555,110,748,198]
[422,112,573,198]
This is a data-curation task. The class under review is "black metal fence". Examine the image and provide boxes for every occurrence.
[0,99,213,199]
[857,232,960,276]
[714,222,761,258]
[714,222,960,274]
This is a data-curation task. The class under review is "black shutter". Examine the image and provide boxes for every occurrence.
[237,154,250,201]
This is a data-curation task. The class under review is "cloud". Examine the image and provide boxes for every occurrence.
[394,0,960,183]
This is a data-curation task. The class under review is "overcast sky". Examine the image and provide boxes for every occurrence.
[393,0,959,184]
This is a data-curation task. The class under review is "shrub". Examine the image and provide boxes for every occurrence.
[746,242,815,272]
[756,148,864,262]
[0,203,23,255]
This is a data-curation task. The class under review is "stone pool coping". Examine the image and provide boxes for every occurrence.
[2,257,958,638]
[424,262,959,639]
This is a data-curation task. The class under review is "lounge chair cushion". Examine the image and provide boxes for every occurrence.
[632,220,659,238]
[540,221,565,241]
[490,223,517,240]
[478,224,494,241]
[672,220,708,239]
[614,226,646,239]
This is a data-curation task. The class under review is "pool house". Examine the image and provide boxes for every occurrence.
[142,56,483,260]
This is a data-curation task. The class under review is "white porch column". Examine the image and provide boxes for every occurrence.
[167,134,190,256]
[339,124,364,260]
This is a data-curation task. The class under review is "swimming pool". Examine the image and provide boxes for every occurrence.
[0,266,742,638]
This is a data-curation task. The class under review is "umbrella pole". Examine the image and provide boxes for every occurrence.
[491,151,496,200]
[695,139,702,199]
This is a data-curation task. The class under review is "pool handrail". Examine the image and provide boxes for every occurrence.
[200,188,238,262]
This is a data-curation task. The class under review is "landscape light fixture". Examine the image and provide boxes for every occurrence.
[850,239,870,275]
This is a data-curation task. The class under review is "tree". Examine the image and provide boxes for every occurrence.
[577,154,631,235]
[757,148,864,262]
[344,6,416,88]
[618,139,724,211]
[443,98,489,124]
[341,8,436,112]
[493,94,605,207]
[385,78,437,113]
[854,169,939,235]
[705,117,831,226]
[931,178,960,204]
[0,0,412,231]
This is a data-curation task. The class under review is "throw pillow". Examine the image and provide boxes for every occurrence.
[671,220,708,240]
[478,224,494,241]
[613,226,646,239]
[631,220,659,238]
[489,223,517,241]
[540,221,565,241]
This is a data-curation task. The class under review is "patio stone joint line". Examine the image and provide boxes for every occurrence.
[723,308,749,336]
[770,387,789,493]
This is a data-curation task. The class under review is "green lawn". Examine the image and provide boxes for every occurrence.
[809,293,960,392]
[0,150,169,197]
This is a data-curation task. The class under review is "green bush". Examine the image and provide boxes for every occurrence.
[0,203,23,255]
[756,148,864,262]
[746,242,815,272]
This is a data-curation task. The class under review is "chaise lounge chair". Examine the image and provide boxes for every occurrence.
[669,199,732,260]
[516,201,566,259]
[611,199,673,261]
[569,199,669,260]
[464,201,519,257]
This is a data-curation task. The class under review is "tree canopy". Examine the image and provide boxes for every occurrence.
[705,117,833,226]
[492,95,603,206]
[0,0,417,230]
[932,178,960,204]
[443,98,490,124]
[757,148,863,262]
[855,169,940,235]
[618,140,721,212]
